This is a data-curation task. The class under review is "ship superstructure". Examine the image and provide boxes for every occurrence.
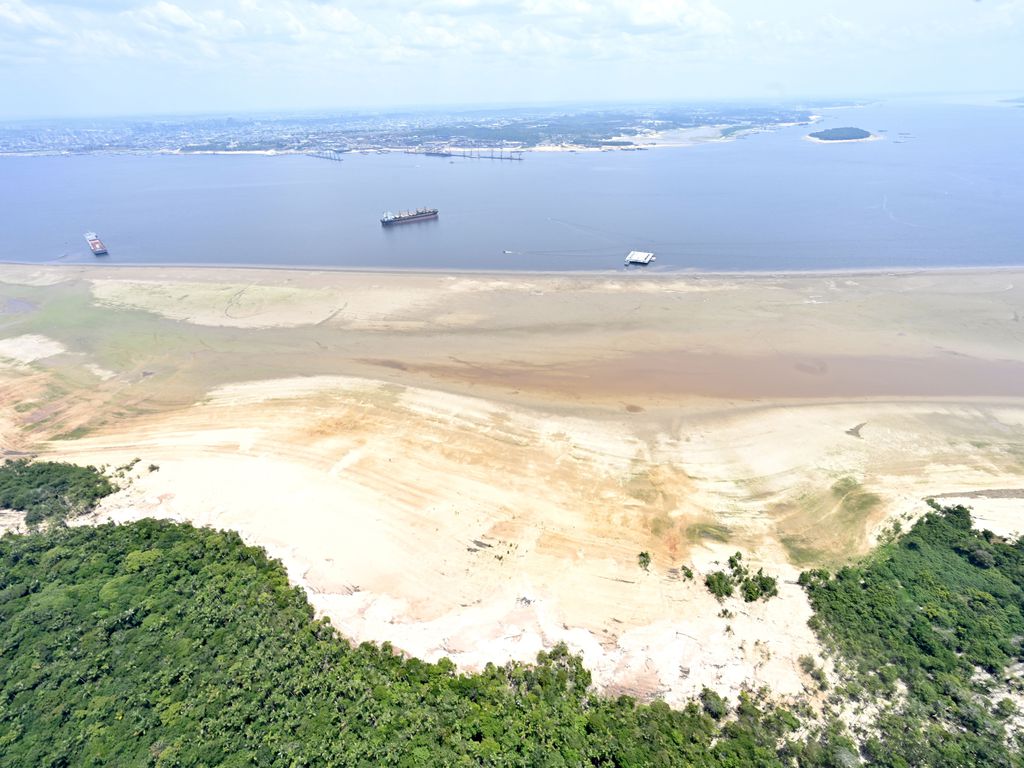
[381,208,439,226]
[84,232,108,255]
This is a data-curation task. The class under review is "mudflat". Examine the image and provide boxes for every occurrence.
[1,264,1022,705]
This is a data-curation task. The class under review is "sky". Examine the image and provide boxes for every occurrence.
[0,0,1022,118]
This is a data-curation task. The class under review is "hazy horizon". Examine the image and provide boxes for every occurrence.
[2,0,1022,120]
[3,91,1022,125]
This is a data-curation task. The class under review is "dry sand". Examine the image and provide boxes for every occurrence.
[803,134,883,145]
[2,264,1023,705]
[0,334,66,364]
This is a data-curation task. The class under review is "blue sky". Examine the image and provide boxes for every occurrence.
[1,0,1022,118]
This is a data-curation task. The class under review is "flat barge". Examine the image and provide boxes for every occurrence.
[381,208,439,226]
[84,232,108,255]
[624,250,655,266]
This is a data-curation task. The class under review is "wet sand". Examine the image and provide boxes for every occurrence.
[414,351,1024,400]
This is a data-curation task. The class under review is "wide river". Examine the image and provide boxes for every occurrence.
[3,101,1023,272]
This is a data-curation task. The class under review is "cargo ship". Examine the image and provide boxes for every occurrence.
[83,232,108,256]
[380,208,438,226]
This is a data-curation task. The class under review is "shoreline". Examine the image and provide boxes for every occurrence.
[803,133,883,145]
[0,116,814,158]
[2,259,1022,282]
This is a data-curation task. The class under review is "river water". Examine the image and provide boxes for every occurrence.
[2,101,1022,272]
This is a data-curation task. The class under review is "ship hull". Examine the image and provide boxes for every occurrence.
[84,233,108,255]
[380,209,439,226]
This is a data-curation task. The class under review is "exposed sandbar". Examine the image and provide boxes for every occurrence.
[2,263,1023,704]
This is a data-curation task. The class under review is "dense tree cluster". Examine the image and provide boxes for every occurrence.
[802,503,1024,766]
[0,459,116,526]
[0,520,806,767]
[704,553,778,603]
[808,127,872,141]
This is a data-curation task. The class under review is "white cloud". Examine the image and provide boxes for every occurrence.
[612,0,731,33]
[0,0,59,29]
[521,0,594,16]
[1,0,1022,116]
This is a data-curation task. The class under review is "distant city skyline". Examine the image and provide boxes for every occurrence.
[1,0,1022,119]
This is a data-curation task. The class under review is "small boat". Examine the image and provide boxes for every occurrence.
[84,232,108,255]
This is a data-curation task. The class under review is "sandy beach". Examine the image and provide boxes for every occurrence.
[2,264,1023,704]
[803,134,883,144]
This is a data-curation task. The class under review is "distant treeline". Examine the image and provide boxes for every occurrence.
[0,461,1021,766]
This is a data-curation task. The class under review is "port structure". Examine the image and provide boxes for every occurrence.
[407,147,524,161]
[309,149,345,162]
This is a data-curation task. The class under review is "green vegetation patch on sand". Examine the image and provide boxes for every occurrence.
[0,459,116,526]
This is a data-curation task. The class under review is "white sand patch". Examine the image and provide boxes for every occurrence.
[804,134,883,145]
[89,278,441,330]
[84,363,117,381]
[82,452,822,705]
[0,509,26,535]
[0,334,66,364]
[204,375,377,406]
[622,124,728,148]
[942,498,1024,539]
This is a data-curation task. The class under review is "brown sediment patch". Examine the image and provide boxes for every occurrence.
[363,358,409,371]
[411,351,1024,400]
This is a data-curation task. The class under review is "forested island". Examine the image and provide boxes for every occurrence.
[1,462,1022,766]
[808,126,873,142]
